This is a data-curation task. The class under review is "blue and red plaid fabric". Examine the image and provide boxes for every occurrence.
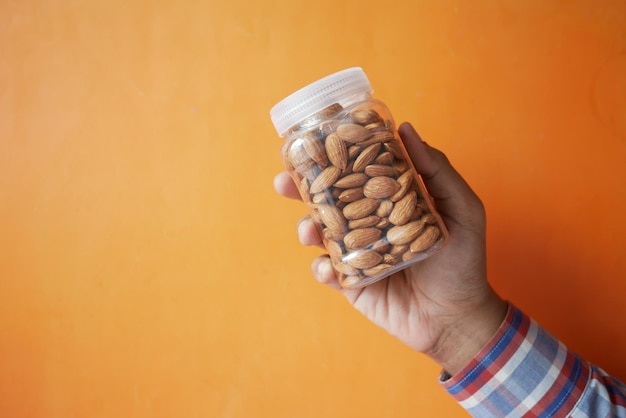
[442,304,626,417]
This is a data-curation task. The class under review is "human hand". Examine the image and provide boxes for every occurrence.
[274,122,507,375]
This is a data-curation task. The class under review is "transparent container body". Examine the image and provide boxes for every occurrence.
[273,71,449,289]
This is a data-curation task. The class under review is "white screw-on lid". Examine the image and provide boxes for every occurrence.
[270,67,373,137]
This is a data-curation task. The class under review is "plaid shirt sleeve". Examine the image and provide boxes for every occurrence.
[441,304,626,417]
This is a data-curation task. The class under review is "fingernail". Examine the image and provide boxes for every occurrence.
[318,259,333,280]
[297,221,305,242]
[297,218,312,245]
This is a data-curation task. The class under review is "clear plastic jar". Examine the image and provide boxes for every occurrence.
[270,68,449,289]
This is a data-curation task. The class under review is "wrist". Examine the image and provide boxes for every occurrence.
[427,290,508,376]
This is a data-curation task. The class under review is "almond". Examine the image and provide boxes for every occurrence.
[371,240,390,254]
[402,250,421,262]
[326,239,344,260]
[371,130,395,143]
[323,229,346,241]
[343,198,380,220]
[312,192,331,205]
[341,275,363,289]
[409,208,422,222]
[421,212,437,225]
[353,143,382,172]
[390,169,414,202]
[333,173,368,189]
[348,145,361,160]
[336,123,372,143]
[348,215,380,229]
[298,176,311,204]
[302,133,328,167]
[383,253,400,265]
[364,164,399,178]
[350,108,383,125]
[386,220,426,245]
[364,121,386,132]
[317,103,343,119]
[342,160,355,176]
[318,204,347,233]
[338,187,364,203]
[343,228,382,249]
[376,199,394,217]
[390,244,409,256]
[334,262,359,276]
[389,191,417,225]
[359,130,396,147]
[363,176,401,199]
[409,225,441,253]
[344,249,383,269]
[319,119,341,138]
[374,151,394,165]
[362,264,392,277]
[376,217,391,229]
[296,103,343,130]
[385,141,405,159]
[289,142,315,169]
[309,166,341,194]
[416,199,430,212]
[325,133,348,169]
[392,159,409,173]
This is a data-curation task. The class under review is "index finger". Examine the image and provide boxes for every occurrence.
[398,122,484,230]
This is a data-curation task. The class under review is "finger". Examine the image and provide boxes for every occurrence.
[397,122,483,226]
[397,122,468,201]
[273,172,302,201]
[311,256,343,290]
[297,216,324,247]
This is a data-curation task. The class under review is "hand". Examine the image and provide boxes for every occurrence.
[274,122,507,375]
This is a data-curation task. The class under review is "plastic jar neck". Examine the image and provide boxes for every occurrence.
[285,91,373,137]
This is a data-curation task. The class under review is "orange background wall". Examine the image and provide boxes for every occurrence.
[1,1,625,417]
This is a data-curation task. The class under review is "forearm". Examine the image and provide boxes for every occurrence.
[441,304,626,417]
[427,288,508,376]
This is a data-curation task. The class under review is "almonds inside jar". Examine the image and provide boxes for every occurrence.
[284,103,448,289]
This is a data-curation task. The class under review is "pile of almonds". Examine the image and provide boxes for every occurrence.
[283,104,446,289]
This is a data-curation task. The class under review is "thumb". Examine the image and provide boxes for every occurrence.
[397,122,484,230]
